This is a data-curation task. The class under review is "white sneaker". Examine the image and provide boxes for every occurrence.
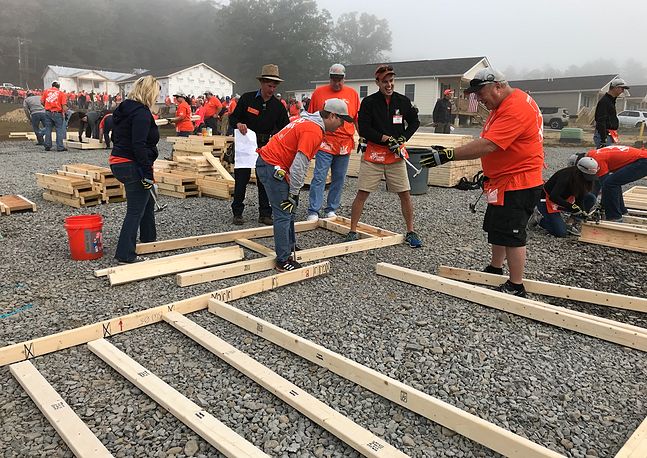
[306,213,319,222]
[324,211,337,218]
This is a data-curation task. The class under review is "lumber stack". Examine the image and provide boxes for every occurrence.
[0,195,37,215]
[9,132,36,141]
[61,163,126,203]
[154,171,200,199]
[36,173,102,208]
[427,158,482,187]
[64,137,105,150]
[623,186,647,211]
[169,135,234,161]
[579,221,647,253]
[153,154,234,200]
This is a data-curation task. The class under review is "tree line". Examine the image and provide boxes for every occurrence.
[0,0,392,92]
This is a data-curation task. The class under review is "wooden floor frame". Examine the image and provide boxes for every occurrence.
[579,221,647,253]
[376,262,646,457]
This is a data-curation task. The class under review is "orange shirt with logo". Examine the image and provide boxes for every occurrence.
[41,87,67,112]
[308,85,359,156]
[175,101,194,132]
[258,117,324,183]
[480,88,544,204]
[228,99,237,115]
[586,145,647,176]
[204,97,222,118]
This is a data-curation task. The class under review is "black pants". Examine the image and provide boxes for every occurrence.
[103,116,114,148]
[204,117,217,132]
[232,168,272,217]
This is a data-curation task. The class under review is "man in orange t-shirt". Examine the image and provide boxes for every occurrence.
[306,63,360,221]
[41,81,68,151]
[256,98,351,272]
[168,93,194,137]
[584,145,647,221]
[421,67,544,298]
[203,91,222,133]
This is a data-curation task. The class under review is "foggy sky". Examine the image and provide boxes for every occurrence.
[316,0,647,81]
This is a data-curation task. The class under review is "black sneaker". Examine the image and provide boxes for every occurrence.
[498,280,527,298]
[232,215,245,225]
[483,265,504,275]
[344,231,359,242]
[275,258,302,272]
[117,255,149,265]
[56,148,68,152]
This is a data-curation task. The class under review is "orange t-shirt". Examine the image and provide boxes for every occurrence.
[175,101,194,132]
[203,97,222,118]
[586,146,647,176]
[228,99,237,115]
[41,87,67,112]
[308,85,359,156]
[258,117,324,182]
[480,89,544,203]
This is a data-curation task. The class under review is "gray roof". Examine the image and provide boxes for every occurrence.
[119,62,235,84]
[627,84,647,99]
[44,65,135,82]
[311,56,488,82]
[510,74,618,93]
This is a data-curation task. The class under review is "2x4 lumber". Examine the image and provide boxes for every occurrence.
[317,218,399,238]
[208,299,561,458]
[202,152,235,182]
[376,263,647,352]
[177,234,403,287]
[87,339,266,458]
[623,216,647,227]
[164,312,407,457]
[0,262,330,367]
[579,221,647,254]
[615,416,647,458]
[9,361,113,457]
[136,220,319,254]
[437,266,647,314]
[235,238,275,257]
[107,246,244,286]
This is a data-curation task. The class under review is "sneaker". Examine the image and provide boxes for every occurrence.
[567,222,581,236]
[44,147,51,151]
[324,211,337,218]
[527,207,542,228]
[498,280,527,298]
[306,213,319,222]
[344,231,359,242]
[607,217,623,223]
[483,265,504,275]
[405,231,423,248]
[232,215,245,225]
[275,257,302,272]
[56,148,68,152]
[117,255,149,265]
[258,216,273,225]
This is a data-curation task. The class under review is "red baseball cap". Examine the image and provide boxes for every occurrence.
[375,64,395,80]
[443,89,454,96]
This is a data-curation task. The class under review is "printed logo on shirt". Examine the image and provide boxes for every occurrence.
[247,107,260,116]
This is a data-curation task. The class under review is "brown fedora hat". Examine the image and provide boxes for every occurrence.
[257,64,284,82]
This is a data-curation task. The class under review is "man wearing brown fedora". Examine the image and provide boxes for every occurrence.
[229,64,290,226]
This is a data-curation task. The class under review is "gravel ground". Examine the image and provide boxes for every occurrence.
[0,138,646,458]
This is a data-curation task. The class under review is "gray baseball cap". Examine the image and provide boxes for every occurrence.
[323,98,353,123]
[465,68,507,93]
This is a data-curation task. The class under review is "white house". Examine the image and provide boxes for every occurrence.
[119,63,235,104]
[42,65,135,95]
[308,56,491,119]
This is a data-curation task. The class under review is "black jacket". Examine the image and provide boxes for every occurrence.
[594,93,619,139]
[111,99,159,179]
[433,97,452,123]
[543,166,591,210]
[228,90,289,145]
[358,91,420,145]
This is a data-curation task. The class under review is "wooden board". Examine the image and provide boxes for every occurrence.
[208,299,561,458]
[43,191,101,209]
[64,140,106,150]
[615,416,647,458]
[202,152,235,182]
[88,339,267,457]
[164,312,406,457]
[0,195,36,215]
[9,361,112,457]
[579,221,647,253]
[376,263,647,352]
[0,262,330,367]
[437,266,647,314]
[624,186,647,211]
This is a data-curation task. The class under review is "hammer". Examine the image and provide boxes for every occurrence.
[149,185,167,212]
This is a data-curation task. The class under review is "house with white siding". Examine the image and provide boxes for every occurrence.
[42,65,135,95]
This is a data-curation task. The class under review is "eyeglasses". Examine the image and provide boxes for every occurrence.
[329,75,344,81]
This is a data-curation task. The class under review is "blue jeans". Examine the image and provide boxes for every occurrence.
[256,156,295,263]
[308,151,350,216]
[538,193,597,237]
[593,131,614,149]
[110,162,156,261]
[30,112,46,144]
[43,111,66,150]
[600,159,647,220]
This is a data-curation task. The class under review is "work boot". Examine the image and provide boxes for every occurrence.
[232,215,245,225]
[258,216,273,225]
[498,280,527,298]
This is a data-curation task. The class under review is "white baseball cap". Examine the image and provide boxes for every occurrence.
[323,98,353,123]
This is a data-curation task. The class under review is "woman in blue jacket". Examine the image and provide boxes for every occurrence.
[109,76,160,263]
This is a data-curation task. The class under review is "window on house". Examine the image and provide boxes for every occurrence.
[93,81,100,89]
[404,84,415,101]
[359,85,368,98]
[582,96,591,107]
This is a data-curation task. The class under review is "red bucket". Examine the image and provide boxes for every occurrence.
[64,214,104,260]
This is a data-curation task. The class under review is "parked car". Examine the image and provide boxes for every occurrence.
[539,107,569,129]
[0,82,16,89]
[617,110,647,128]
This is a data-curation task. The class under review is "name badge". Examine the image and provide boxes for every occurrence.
[392,115,403,124]
[247,107,260,116]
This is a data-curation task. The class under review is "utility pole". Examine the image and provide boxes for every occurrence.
[17,37,31,88]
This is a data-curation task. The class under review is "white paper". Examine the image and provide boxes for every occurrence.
[234,129,259,169]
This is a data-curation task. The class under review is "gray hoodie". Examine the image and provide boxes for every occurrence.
[23,95,45,120]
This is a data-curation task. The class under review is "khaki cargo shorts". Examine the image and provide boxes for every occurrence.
[357,158,411,193]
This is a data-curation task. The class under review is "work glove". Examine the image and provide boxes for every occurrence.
[568,203,584,216]
[280,193,299,214]
[396,135,407,145]
[141,178,154,190]
[387,136,400,152]
[420,145,455,168]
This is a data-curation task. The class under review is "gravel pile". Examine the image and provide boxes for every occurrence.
[0,108,29,123]
[0,136,646,458]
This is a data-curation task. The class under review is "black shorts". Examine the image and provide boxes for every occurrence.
[483,186,542,247]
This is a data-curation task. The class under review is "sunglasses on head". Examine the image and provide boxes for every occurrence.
[376,65,393,73]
